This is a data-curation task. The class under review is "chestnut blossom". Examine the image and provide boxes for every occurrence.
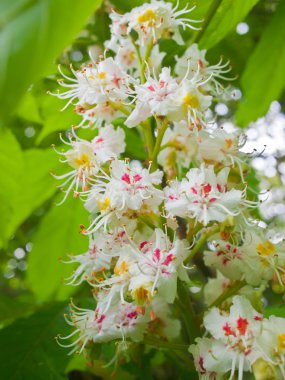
[164,165,245,226]
[157,120,200,170]
[203,296,264,380]
[85,160,164,232]
[65,228,129,285]
[54,126,125,201]
[257,316,285,378]
[125,67,180,128]
[175,43,232,95]
[125,1,200,46]
[54,57,130,126]
[52,2,285,375]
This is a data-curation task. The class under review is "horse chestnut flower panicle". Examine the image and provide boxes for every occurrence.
[52,1,285,378]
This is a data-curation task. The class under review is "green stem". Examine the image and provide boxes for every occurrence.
[140,40,153,84]
[177,280,201,343]
[190,0,223,44]
[184,225,220,264]
[141,120,155,160]
[144,336,188,351]
[151,118,169,171]
[209,280,247,308]
[108,100,130,116]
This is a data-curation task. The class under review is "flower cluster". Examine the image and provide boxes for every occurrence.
[190,296,285,380]
[53,1,285,378]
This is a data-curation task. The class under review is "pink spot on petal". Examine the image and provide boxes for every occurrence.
[237,317,248,335]
[121,173,131,184]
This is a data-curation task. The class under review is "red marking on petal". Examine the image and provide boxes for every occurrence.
[203,183,212,195]
[148,85,155,92]
[121,173,131,184]
[133,174,142,182]
[162,253,174,266]
[127,311,138,319]
[223,323,236,336]
[237,317,248,335]
[154,248,161,261]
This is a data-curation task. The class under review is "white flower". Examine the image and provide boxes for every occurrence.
[83,229,186,310]
[58,298,148,354]
[150,297,181,339]
[203,272,231,306]
[128,229,187,304]
[164,165,245,226]
[257,316,285,378]
[55,57,130,110]
[198,128,247,181]
[203,235,264,286]
[204,296,264,380]
[85,160,164,232]
[158,120,200,169]
[107,38,165,74]
[168,78,212,128]
[175,43,232,94]
[189,337,231,379]
[91,124,126,162]
[125,67,179,128]
[75,101,124,128]
[54,132,100,202]
[64,228,129,285]
[127,1,200,46]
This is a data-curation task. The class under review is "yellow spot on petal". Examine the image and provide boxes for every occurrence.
[138,9,156,25]
[75,153,91,168]
[183,93,200,109]
[98,72,106,79]
[225,138,233,149]
[278,333,285,351]
[132,286,151,306]
[256,240,275,257]
[97,197,110,213]
[114,260,128,276]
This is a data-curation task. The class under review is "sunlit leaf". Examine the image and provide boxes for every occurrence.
[0,128,23,247]
[236,0,285,125]
[0,0,103,121]
[27,195,89,301]
[199,0,260,49]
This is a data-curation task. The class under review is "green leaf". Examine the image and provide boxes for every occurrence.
[27,195,89,301]
[36,94,82,144]
[0,302,71,380]
[236,0,285,125]
[0,128,23,247]
[7,148,59,237]
[0,294,34,325]
[0,0,103,121]
[264,305,285,319]
[199,0,260,49]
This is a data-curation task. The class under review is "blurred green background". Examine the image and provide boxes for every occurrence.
[1,0,285,379]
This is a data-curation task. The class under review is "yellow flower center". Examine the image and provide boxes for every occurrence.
[225,138,233,149]
[256,240,275,257]
[132,286,151,306]
[138,9,156,25]
[75,153,91,168]
[278,333,285,351]
[114,260,128,276]
[98,71,106,79]
[97,197,110,213]
[183,93,200,109]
